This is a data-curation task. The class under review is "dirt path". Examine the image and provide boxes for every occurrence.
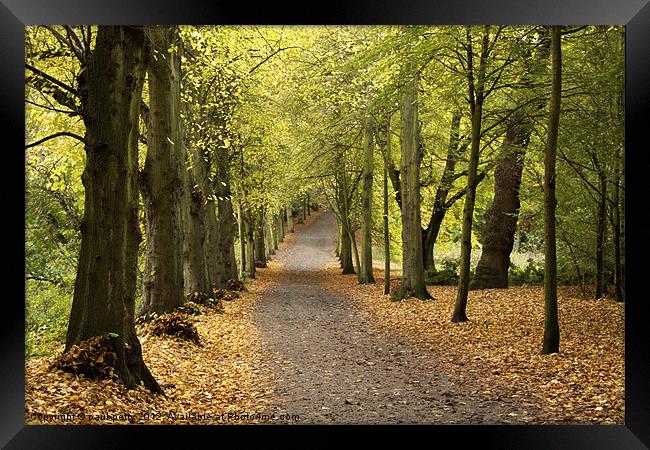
[253,211,541,424]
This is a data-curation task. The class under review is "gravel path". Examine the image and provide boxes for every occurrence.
[253,211,539,424]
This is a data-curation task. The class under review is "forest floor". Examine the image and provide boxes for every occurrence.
[25,210,624,425]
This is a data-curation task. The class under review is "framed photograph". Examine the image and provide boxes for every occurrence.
[6,0,649,447]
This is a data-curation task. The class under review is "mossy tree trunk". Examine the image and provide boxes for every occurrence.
[398,53,430,300]
[139,26,185,316]
[214,144,239,285]
[65,26,162,393]
[178,50,213,299]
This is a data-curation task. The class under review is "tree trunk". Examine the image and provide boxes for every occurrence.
[340,219,355,274]
[180,52,214,299]
[422,111,463,272]
[595,171,607,299]
[272,214,279,251]
[244,207,256,278]
[266,214,276,256]
[398,54,430,300]
[278,211,285,242]
[182,166,212,297]
[214,146,239,285]
[383,113,391,295]
[203,196,222,288]
[350,226,361,275]
[254,210,267,267]
[335,220,341,258]
[237,201,246,278]
[286,202,294,232]
[303,196,308,222]
[139,26,184,316]
[66,26,162,393]
[612,146,624,302]
[470,112,529,289]
[359,115,376,284]
[452,26,490,323]
[471,31,550,290]
[183,112,221,289]
[542,25,561,355]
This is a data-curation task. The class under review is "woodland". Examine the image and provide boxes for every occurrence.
[25,25,624,424]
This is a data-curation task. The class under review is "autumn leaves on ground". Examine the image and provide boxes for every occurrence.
[25,210,623,425]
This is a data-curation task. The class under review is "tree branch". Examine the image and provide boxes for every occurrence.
[25,63,78,96]
[25,132,85,149]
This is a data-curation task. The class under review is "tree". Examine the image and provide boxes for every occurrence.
[452,26,491,323]
[381,113,392,295]
[542,25,562,355]
[471,29,551,289]
[214,139,239,285]
[139,26,185,316]
[398,50,431,300]
[358,115,376,284]
[65,26,162,393]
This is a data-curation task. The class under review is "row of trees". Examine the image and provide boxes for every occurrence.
[25,25,624,390]
[25,26,317,392]
[271,26,623,353]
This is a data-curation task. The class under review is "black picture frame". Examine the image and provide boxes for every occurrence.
[5,0,649,447]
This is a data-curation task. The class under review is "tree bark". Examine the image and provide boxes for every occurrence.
[181,146,213,298]
[272,214,279,251]
[359,115,376,284]
[286,202,294,232]
[595,170,607,299]
[278,211,285,242]
[254,210,267,267]
[383,113,392,295]
[244,207,256,278]
[66,26,162,393]
[214,145,239,285]
[340,222,355,274]
[398,53,430,300]
[139,26,184,316]
[237,200,246,278]
[303,196,308,221]
[611,145,624,302]
[452,26,490,322]
[542,25,561,355]
[470,111,530,289]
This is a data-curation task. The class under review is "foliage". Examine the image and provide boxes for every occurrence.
[339,270,624,424]
[147,312,202,346]
[51,336,119,380]
[425,260,460,286]
[508,259,545,286]
[25,281,72,358]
